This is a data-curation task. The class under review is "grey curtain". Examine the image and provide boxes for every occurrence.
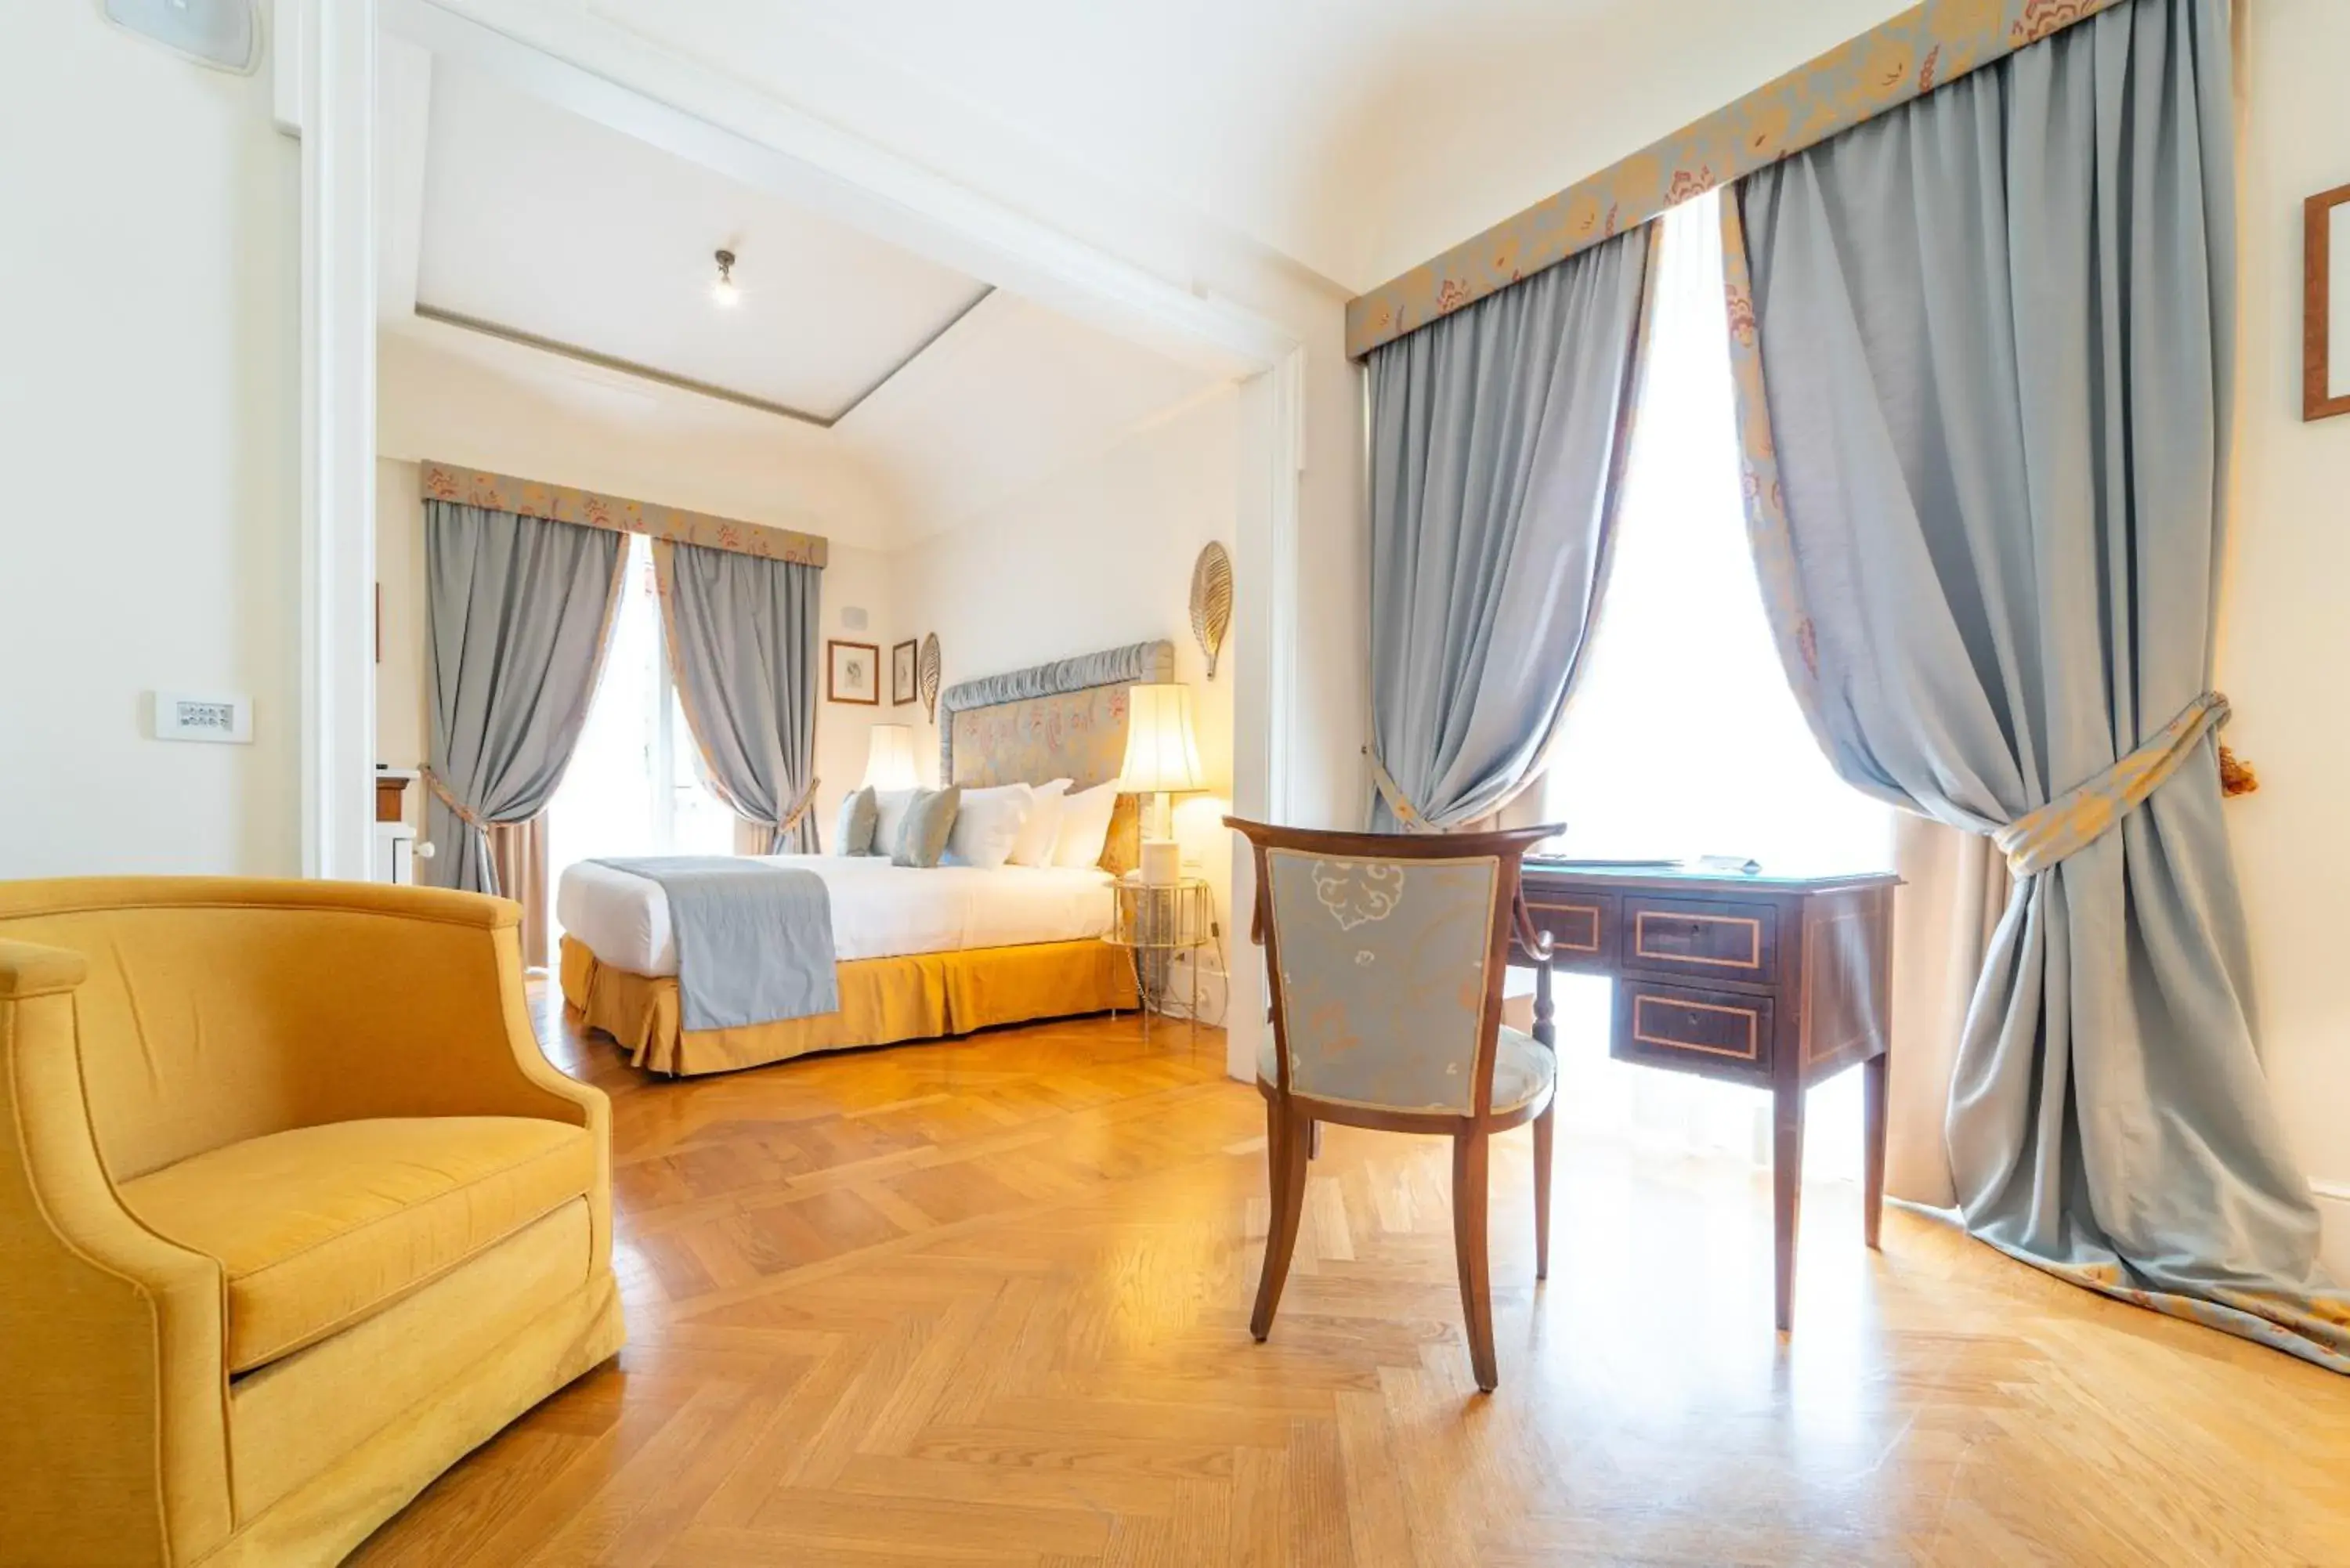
[425,501,626,896]
[1726,0,2347,1369]
[1365,224,1657,832]
[655,540,822,854]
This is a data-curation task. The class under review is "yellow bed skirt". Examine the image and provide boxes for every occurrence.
[559,934,1139,1077]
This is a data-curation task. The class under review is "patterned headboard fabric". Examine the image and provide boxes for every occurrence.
[938,640,1175,877]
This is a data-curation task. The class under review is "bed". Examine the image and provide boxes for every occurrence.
[556,640,1169,1075]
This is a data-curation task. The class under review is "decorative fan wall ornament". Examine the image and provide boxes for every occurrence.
[917,633,942,722]
[1190,541,1233,679]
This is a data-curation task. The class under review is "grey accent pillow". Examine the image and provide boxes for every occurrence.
[834,786,878,856]
[891,786,961,868]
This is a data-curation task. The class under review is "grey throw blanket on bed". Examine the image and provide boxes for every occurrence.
[591,858,839,1031]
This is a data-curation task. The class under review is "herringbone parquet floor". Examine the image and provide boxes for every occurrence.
[352,995,2350,1566]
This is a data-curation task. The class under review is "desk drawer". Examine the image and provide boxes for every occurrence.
[1622,895,1776,980]
[1613,981,1775,1087]
[1520,891,1613,964]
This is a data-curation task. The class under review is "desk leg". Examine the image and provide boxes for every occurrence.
[1773,1079,1803,1333]
[1862,1050,1889,1250]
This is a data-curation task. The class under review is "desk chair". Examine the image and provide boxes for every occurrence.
[1227,818,1558,1392]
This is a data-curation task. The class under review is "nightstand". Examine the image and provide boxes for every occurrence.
[1105,875,1213,1043]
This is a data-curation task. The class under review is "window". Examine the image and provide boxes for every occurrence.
[1536,190,1893,1173]
[547,538,736,956]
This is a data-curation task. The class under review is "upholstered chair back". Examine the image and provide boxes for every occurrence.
[1260,846,1506,1115]
[0,879,534,1182]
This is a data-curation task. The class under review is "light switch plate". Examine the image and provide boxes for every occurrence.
[153,691,254,744]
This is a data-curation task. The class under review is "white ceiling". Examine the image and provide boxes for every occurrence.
[414,64,990,423]
[843,287,1219,540]
[568,0,1913,292]
[378,41,1227,547]
[384,0,1919,546]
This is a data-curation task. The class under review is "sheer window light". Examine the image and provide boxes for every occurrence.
[1538,190,1893,1177]
[548,537,736,963]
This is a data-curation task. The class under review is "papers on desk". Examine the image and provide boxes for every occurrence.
[1693,854,1764,875]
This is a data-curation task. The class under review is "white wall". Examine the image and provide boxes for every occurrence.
[0,9,299,877]
[807,543,896,840]
[378,327,898,550]
[1338,0,1911,291]
[891,388,1243,1022]
[2218,0,2350,1281]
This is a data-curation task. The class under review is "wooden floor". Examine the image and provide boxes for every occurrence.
[353,996,2350,1567]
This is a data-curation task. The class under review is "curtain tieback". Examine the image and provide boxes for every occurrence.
[1992,692,2231,878]
[1367,755,1436,833]
[776,776,820,834]
[421,767,490,833]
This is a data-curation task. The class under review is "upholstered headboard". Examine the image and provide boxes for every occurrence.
[938,640,1175,876]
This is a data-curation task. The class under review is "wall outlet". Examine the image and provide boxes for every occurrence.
[152,691,253,744]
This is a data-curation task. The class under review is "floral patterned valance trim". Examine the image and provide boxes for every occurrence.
[1344,0,2130,360]
[419,461,827,569]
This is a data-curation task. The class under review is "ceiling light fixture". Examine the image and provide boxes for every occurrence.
[710,248,740,308]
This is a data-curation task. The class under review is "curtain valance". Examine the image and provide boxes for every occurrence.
[420,461,828,569]
[1345,0,2135,360]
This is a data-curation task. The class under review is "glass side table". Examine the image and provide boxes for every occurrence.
[1105,875,1213,1044]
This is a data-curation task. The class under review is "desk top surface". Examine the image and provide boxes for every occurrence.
[1522,860,1900,894]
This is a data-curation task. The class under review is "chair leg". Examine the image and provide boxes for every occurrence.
[1452,1132,1498,1392]
[1251,1100,1311,1342]
[1862,1050,1889,1250]
[1532,1100,1555,1282]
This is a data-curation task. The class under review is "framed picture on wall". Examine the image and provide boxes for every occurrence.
[828,640,880,705]
[2307,181,2350,421]
[891,640,918,706]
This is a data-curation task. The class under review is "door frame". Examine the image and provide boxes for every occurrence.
[299,0,1304,1079]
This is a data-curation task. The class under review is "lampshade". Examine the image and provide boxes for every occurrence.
[861,724,919,792]
[1119,684,1205,794]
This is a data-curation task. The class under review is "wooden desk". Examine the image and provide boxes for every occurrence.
[1513,862,1900,1331]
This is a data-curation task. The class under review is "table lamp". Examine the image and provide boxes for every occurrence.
[861,724,920,793]
[1119,683,1204,885]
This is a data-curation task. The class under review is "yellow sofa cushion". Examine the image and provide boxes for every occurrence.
[118,1116,595,1374]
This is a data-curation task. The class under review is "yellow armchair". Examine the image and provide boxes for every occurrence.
[0,878,625,1567]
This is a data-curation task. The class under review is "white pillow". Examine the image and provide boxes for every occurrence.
[1007,778,1074,867]
[1051,781,1122,870]
[944,782,1032,870]
[871,788,919,859]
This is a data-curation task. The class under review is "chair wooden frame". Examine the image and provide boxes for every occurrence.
[1227,818,1558,1392]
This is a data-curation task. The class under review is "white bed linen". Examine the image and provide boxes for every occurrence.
[555,854,1115,977]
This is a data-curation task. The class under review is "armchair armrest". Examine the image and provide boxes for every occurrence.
[0,945,233,1565]
[1512,889,1555,965]
[233,882,616,1270]
[0,939,88,999]
[1510,891,1558,1053]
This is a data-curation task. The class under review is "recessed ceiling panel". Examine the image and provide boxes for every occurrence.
[414,65,990,422]
[838,290,1223,540]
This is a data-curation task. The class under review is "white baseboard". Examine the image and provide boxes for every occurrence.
[2315,1180,2350,1282]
